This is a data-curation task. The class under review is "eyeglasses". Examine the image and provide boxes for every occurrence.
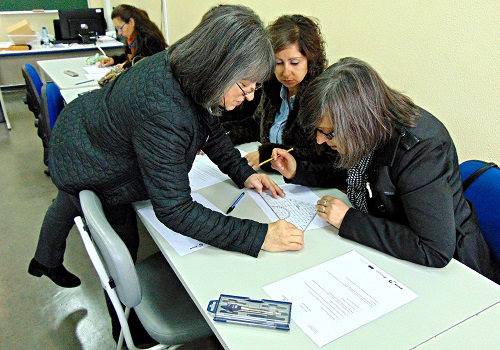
[115,22,127,31]
[317,128,336,140]
[236,82,262,96]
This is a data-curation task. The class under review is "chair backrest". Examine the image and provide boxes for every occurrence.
[21,64,43,117]
[78,190,142,308]
[460,160,500,263]
[42,83,65,130]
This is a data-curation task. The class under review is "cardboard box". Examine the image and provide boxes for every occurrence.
[7,20,34,36]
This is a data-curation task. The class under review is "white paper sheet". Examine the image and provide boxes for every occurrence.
[82,66,109,74]
[136,193,223,256]
[248,184,329,231]
[263,251,419,347]
[188,150,248,191]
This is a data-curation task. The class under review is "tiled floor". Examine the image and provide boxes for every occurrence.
[0,89,222,349]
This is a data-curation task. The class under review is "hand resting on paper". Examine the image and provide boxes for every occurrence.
[244,173,284,198]
[316,195,349,229]
[262,219,304,252]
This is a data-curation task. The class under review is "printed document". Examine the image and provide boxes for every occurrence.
[136,193,220,256]
[263,251,419,347]
[248,184,329,231]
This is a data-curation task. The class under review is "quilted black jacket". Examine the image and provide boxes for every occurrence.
[290,108,500,283]
[49,51,267,257]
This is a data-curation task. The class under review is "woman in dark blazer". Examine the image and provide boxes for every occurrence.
[270,57,500,284]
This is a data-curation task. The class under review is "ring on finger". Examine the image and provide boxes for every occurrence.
[323,199,328,206]
[322,207,326,213]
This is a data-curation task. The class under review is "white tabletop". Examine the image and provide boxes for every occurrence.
[415,301,500,349]
[37,56,104,90]
[135,143,500,349]
[60,86,99,104]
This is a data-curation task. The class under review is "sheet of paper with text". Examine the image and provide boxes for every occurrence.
[263,251,419,347]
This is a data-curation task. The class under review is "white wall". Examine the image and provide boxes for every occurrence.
[3,1,498,163]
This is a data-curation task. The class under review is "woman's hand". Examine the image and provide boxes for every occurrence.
[99,57,114,67]
[244,173,284,198]
[262,220,304,252]
[245,151,261,170]
[315,196,349,228]
[271,148,297,179]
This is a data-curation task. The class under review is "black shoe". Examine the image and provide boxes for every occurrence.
[28,258,81,288]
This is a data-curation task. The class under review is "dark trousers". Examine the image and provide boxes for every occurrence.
[34,189,139,267]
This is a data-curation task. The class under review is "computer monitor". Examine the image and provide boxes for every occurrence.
[58,8,106,42]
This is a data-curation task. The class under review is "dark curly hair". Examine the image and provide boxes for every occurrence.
[267,14,327,80]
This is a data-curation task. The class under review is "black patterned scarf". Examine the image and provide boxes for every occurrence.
[346,152,374,213]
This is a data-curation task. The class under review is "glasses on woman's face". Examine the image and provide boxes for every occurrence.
[115,22,127,32]
[236,82,262,96]
[317,128,336,140]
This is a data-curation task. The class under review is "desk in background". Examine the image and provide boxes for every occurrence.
[135,143,500,350]
[37,56,103,90]
[0,41,122,130]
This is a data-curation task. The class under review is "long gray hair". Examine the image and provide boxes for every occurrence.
[169,5,274,114]
[300,57,420,168]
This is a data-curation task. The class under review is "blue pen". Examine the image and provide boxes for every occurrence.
[75,79,94,85]
[226,192,245,214]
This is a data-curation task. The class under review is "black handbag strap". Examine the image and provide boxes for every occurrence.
[462,161,498,192]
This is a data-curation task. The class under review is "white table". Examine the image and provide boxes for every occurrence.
[415,301,500,349]
[0,41,122,130]
[135,143,500,350]
[60,86,99,104]
[37,56,104,90]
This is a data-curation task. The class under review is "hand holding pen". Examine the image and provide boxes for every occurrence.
[269,148,297,180]
[259,147,293,166]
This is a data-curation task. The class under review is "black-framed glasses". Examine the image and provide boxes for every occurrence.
[115,22,127,31]
[317,128,335,140]
[236,82,262,96]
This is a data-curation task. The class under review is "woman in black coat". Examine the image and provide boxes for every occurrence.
[271,57,500,284]
[29,5,304,288]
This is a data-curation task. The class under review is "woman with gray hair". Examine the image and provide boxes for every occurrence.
[270,57,499,283]
[29,5,304,289]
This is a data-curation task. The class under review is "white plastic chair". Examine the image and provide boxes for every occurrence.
[74,190,213,350]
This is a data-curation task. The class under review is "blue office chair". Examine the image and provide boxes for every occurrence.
[21,63,43,123]
[460,160,500,264]
[39,83,64,169]
[75,190,213,350]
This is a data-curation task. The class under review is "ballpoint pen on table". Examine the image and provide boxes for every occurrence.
[226,192,245,214]
[75,79,94,85]
[258,147,294,166]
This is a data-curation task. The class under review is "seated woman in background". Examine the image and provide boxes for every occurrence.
[270,57,500,284]
[222,14,337,170]
[99,4,167,68]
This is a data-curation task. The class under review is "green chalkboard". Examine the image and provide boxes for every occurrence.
[1,1,87,12]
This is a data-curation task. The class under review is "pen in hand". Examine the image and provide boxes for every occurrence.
[259,147,294,166]
[226,192,245,214]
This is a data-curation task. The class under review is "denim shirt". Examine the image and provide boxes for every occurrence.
[269,85,295,144]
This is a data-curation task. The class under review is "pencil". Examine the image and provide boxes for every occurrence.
[258,147,294,166]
